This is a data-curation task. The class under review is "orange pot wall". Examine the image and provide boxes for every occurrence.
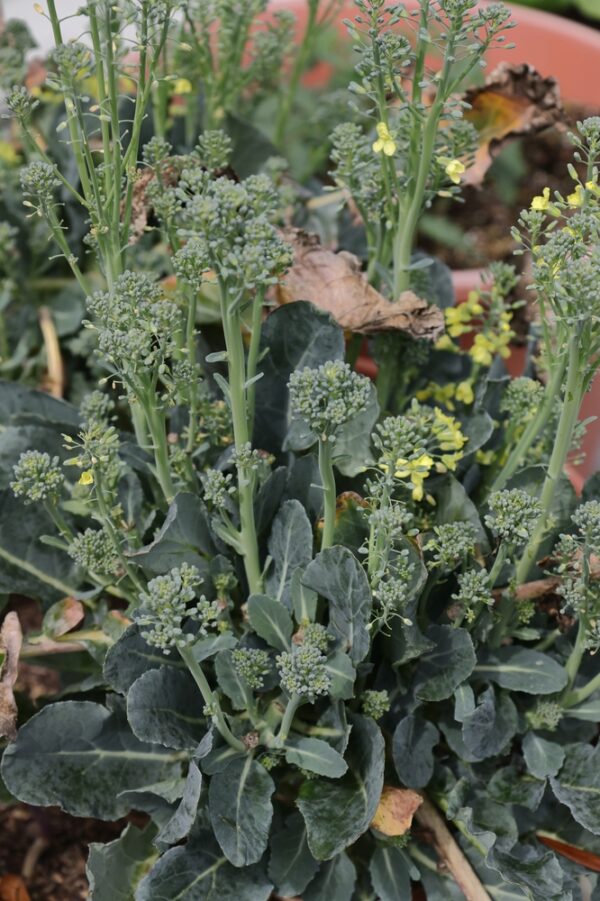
[271,0,600,480]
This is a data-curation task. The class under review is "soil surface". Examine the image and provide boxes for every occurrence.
[421,102,600,271]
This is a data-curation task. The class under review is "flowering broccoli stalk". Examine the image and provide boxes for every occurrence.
[135,563,245,752]
[289,361,372,550]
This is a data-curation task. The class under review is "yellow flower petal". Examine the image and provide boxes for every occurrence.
[78,470,94,486]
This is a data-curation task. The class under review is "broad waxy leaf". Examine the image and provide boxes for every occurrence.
[136,833,273,901]
[489,844,565,900]
[488,766,545,812]
[413,625,476,702]
[268,812,319,896]
[392,714,439,789]
[127,667,205,750]
[87,822,158,901]
[265,499,313,607]
[285,737,348,778]
[155,761,203,847]
[208,756,275,866]
[0,379,80,427]
[128,493,215,575]
[550,743,600,835]
[214,649,249,710]
[254,301,344,453]
[1,701,186,819]
[247,594,293,651]
[325,650,356,700]
[475,647,567,694]
[461,686,518,761]
[522,731,565,780]
[104,625,184,694]
[303,852,356,901]
[297,714,384,860]
[302,546,372,664]
[369,846,412,901]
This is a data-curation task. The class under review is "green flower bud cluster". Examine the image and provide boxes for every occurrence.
[136,563,218,652]
[173,238,210,292]
[49,41,91,82]
[87,271,180,373]
[361,689,390,720]
[0,221,18,274]
[196,130,233,171]
[288,361,371,441]
[425,521,478,570]
[296,622,331,654]
[63,423,121,486]
[245,10,295,94]
[572,500,600,553]
[5,85,38,122]
[485,489,541,547]
[452,568,492,621]
[21,161,60,212]
[201,469,235,509]
[79,390,115,427]
[174,171,289,293]
[142,136,173,170]
[68,528,118,576]
[330,123,383,221]
[232,648,271,690]
[276,644,331,702]
[374,549,416,625]
[526,700,563,732]
[11,450,63,504]
[500,377,544,422]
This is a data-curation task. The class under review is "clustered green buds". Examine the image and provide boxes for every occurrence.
[425,521,478,570]
[201,469,236,509]
[500,377,545,422]
[20,161,60,213]
[196,129,233,171]
[361,689,390,720]
[296,622,331,654]
[288,360,371,441]
[452,568,493,621]
[485,489,542,546]
[68,528,118,577]
[11,451,63,504]
[526,699,563,732]
[571,500,600,553]
[79,390,115,427]
[135,563,218,652]
[276,645,331,702]
[232,648,271,690]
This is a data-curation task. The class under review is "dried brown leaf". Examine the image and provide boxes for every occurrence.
[0,612,23,742]
[0,875,31,901]
[276,229,445,340]
[463,63,564,187]
[371,786,423,836]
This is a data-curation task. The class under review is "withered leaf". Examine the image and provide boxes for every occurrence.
[42,597,85,639]
[276,229,445,340]
[0,612,23,742]
[371,786,423,836]
[463,63,564,187]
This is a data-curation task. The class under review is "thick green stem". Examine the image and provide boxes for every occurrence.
[563,669,600,708]
[318,437,336,551]
[218,286,262,594]
[144,397,176,504]
[178,645,246,752]
[274,0,320,148]
[277,693,302,744]
[94,473,146,595]
[516,334,583,585]
[245,289,265,432]
[490,353,568,494]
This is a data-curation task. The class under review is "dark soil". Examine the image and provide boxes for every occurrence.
[420,102,600,271]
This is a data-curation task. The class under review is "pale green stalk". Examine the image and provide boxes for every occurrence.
[178,645,246,752]
[318,437,336,551]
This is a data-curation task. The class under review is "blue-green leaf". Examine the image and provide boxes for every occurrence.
[369,846,411,901]
[268,812,319,896]
[285,737,348,778]
[522,732,565,780]
[87,823,158,901]
[392,714,439,789]
[414,625,476,702]
[550,743,600,835]
[475,647,567,694]
[1,701,185,820]
[303,547,372,664]
[297,714,384,860]
[127,667,205,750]
[303,852,356,901]
[247,594,293,651]
[209,756,274,866]
[265,499,313,607]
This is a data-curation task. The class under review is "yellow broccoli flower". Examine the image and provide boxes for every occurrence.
[531,187,551,211]
[435,334,456,352]
[586,179,600,198]
[432,408,467,452]
[476,449,496,466]
[78,470,94,486]
[445,159,466,185]
[567,184,585,208]
[372,122,397,157]
[174,78,193,95]
[455,380,474,405]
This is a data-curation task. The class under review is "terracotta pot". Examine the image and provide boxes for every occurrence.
[272,0,600,481]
